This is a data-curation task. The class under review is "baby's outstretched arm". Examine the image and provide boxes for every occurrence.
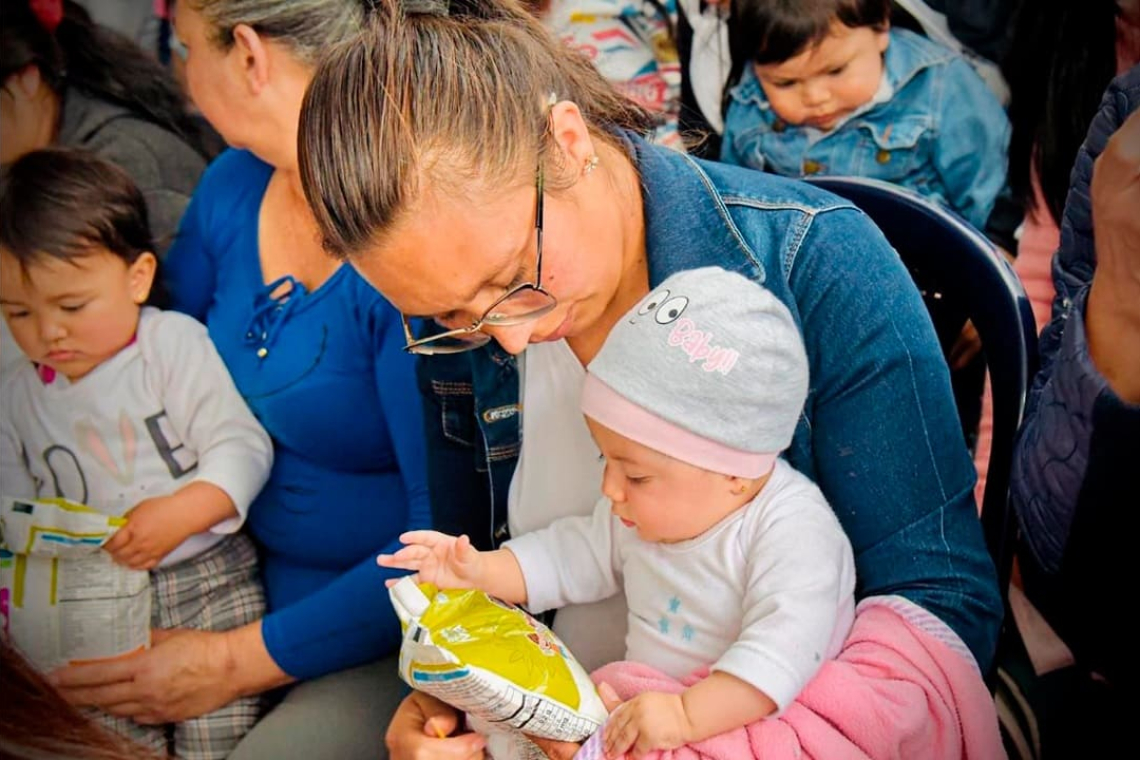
[603,672,775,757]
[378,531,529,604]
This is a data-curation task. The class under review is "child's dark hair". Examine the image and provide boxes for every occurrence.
[727,0,890,95]
[0,148,168,306]
[1002,0,1120,226]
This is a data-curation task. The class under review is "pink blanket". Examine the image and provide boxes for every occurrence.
[578,598,1004,760]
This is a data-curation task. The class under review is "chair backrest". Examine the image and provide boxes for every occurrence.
[803,176,1037,598]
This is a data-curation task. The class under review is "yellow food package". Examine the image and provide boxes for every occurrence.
[1,496,150,670]
[389,577,606,757]
[0,495,126,556]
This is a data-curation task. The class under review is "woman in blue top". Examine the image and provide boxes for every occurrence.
[297,2,1000,758]
[48,2,429,758]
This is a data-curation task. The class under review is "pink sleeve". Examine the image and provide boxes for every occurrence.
[1015,177,1062,334]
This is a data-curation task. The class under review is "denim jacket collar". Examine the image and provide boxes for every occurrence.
[628,132,768,287]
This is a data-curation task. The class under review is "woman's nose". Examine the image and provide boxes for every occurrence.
[482,323,536,355]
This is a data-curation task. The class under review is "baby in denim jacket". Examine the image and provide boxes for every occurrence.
[721,0,1009,231]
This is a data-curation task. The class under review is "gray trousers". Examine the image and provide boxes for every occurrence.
[227,654,406,760]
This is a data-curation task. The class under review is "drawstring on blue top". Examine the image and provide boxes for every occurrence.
[244,275,306,359]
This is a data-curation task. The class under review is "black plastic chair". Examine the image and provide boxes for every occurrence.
[803,176,1038,606]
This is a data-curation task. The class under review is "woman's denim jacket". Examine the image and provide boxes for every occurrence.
[721,29,1010,232]
[417,134,1002,671]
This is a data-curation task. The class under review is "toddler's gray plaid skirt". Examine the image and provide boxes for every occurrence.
[94,532,265,759]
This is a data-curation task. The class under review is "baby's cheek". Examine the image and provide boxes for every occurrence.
[767,96,805,127]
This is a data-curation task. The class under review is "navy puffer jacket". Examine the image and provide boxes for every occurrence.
[1010,65,1139,683]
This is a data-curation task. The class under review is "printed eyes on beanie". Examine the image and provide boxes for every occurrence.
[654,296,689,325]
[638,289,670,316]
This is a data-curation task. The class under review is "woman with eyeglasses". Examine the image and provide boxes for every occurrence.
[298,1,1002,758]
[44,2,430,759]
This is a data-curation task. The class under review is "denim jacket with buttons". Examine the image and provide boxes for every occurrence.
[721,29,1010,232]
[417,132,1002,671]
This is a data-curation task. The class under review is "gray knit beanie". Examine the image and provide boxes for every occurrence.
[580,267,808,477]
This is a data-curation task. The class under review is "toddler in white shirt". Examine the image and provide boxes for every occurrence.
[0,148,272,759]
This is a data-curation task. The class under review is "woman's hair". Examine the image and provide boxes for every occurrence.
[0,640,163,760]
[185,0,372,66]
[1,0,209,156]
[1003,0,1120,225]
[727,0,891,84]
[0,148,168,305]
[297,0,652,259]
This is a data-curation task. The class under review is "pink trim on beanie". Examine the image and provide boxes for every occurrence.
[581,374,776,478]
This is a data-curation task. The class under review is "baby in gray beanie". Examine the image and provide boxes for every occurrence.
[381,267,856,757]
[581,265,811,480]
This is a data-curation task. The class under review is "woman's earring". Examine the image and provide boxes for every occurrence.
[583,155,599,176]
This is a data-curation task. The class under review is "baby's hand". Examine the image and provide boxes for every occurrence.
[603,691,691,758]
[103,496,195,570]
[378,531,485,590]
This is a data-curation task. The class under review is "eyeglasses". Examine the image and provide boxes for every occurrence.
[401,161,558,355]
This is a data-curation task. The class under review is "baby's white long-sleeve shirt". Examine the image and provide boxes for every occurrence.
[506,459,856,711]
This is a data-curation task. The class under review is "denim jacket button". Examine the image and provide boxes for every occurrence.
[772,119,787,133]
[876,149,891,164]
[803,159,825,175]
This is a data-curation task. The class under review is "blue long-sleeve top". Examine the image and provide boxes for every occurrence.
[165,150,431,680]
